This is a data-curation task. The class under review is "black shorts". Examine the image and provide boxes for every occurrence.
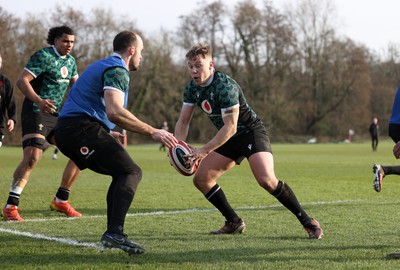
[55,117,136,175]
[215,125,272,164]
[389,124,400,143]
[21,111,57,140]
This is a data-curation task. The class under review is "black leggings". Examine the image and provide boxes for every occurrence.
[55,117,142,234]
[389,124,400,143]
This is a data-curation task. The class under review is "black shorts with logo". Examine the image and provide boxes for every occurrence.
[215,124,272,165]
[55,117,136,175]
[21,111,58,140]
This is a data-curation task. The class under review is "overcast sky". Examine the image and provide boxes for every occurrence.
[2,0,399,54]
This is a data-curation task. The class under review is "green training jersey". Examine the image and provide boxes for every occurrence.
[24,46,78,114]
[183,70,261,136]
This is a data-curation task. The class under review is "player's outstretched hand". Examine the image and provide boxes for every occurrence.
[153,129,178,149]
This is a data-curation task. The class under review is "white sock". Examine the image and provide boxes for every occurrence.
[10,186,23,194]
[55,197,67,203]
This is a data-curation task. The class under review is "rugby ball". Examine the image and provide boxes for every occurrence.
[168,140,198,176]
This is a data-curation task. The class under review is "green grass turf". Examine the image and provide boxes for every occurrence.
[1,141,400,269]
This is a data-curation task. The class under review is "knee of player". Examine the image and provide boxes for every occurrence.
[132,164,142,180]
[22,138,46,168]
[23,152,42,169]
[28,157,40,168]
[192,173,212,189]
[127,165,142,191]
[192,176,201,188]
[124,162,142,178]
[192,171,204,184]
[256,176,278,193]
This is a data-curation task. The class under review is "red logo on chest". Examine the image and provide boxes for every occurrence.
[201,100,212,114]
[61,66,68,78]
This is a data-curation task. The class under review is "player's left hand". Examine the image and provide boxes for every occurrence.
[110,131,125,145]
[6,119,14,132]
[185,147,207,165]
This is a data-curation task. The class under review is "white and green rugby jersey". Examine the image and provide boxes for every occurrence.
[24,46,78,114]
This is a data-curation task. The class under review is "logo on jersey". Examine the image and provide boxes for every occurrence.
[201,100,212,114]
[248,144,252,150]
[80,146,95,159]
[38,124,44,131]
[80,146,89,155]
[61,66,68,78]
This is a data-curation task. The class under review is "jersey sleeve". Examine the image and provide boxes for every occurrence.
[183,82,195,105]
[219,80,240,109]
[102,67,130,94]
[25,49,48,78]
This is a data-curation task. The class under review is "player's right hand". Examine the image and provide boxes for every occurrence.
[38,98,57,114]
[153,129,178,149]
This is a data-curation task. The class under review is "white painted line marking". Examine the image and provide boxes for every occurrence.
[0,227,105,250]
[0,199,364,249]
[13,199,366,223]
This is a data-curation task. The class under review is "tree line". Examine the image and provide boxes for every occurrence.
[1,0,399,146]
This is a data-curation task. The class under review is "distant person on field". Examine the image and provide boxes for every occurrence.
[2,26,82,222]
[159,121,169,151]
[369,117,379,151]
[54,31,177,255]
[0,54,17,147]
[373,86,400,259]
[173,43,323,239]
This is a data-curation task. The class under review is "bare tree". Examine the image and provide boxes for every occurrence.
[232,0,262,70]
[176,0,227,61]
[369,44,400,135]
[2,1,399,144]
[227,1,300,137]
[123,31,187,142]
[0,8,21,76]
[286,0,371,136]
[0,8,23,145]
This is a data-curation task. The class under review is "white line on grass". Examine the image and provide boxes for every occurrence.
[0,199,364,250]
[18,198,366,223]
[0,227,105,251]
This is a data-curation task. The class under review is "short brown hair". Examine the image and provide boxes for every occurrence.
[185,44,211,60]
[113,31,139,53]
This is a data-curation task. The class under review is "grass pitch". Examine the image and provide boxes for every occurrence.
[1,141,400,269]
